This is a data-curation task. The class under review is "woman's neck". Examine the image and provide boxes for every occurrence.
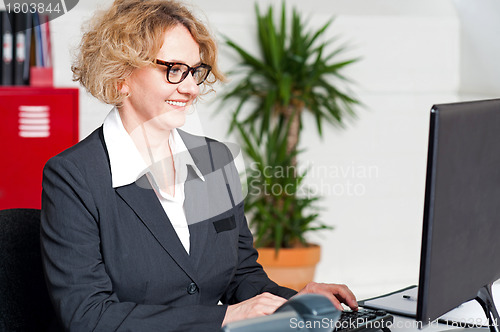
[118,107,177,196]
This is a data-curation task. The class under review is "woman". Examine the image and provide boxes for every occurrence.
[40,0,358,331]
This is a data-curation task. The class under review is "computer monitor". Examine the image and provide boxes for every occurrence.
[416,98,500,332]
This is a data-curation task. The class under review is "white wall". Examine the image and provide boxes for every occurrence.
[15,0,499,299]
[453,0,500,97]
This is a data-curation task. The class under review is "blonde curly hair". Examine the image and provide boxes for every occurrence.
[72,0,225,105]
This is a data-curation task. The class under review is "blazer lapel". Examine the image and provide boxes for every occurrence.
[183,165,210,268]
[115,175,197,281]
[178,131,216,266]
[177,130,213,175]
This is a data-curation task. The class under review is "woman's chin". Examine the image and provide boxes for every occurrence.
[143,110,185,130]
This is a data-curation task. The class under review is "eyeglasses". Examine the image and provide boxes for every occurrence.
[154,59,211,85]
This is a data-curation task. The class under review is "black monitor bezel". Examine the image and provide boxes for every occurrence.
[416,107,438,324]
[416,99,500,330]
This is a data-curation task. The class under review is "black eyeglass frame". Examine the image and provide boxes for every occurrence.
[154,59,212,85]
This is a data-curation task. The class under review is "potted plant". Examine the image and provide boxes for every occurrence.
[221,3,359,290]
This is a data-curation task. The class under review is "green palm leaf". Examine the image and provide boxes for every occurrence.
[220,2,359,251]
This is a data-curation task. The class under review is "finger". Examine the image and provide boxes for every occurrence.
[331,285,358,310]
[299,286,345,311]
[323,293,344,311]
[298,283,357,311]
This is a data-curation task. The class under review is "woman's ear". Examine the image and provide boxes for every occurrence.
[119,81,130,96]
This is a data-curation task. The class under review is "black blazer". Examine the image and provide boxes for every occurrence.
[40,127,296,332]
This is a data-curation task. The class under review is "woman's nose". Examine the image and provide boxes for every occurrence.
[178,72,200,96]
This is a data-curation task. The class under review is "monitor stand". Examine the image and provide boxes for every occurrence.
[440,284,499,332]
[476,283,499,332]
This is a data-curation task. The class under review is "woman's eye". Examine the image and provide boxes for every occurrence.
[170,66,184,75]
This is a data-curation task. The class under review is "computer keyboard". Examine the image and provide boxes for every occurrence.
[221,295,394,332]
[334,307,393,332]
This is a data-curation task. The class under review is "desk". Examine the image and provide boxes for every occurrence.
[360,285,497,332]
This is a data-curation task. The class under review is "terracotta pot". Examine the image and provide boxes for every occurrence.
[256,244,321,291]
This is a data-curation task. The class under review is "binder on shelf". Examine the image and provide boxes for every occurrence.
[32,12,44,67]
[23,12,33,85]
[0,10,52,86]
[14,13,29,85]
[2,11,14,85]
[40,14,52,68]
[30,12,53,86]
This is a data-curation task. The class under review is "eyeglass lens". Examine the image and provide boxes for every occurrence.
[168,64,209,85]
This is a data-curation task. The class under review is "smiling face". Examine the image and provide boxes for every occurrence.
[119,24,201,134]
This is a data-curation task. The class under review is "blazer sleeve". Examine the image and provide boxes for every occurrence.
[212,142,298,304]
[220,208,298,304]
[40,156,227,332]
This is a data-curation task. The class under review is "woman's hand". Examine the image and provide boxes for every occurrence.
[296,282,358,311]
[222,292,287,326]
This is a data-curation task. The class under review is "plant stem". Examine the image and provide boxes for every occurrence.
[282,102,303,171]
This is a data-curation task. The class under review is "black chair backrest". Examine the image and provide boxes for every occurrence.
[0,208,58,331]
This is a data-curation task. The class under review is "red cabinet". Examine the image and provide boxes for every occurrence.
[0,87,79,209]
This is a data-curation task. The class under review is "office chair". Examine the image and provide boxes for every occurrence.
[0,208,59,331]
